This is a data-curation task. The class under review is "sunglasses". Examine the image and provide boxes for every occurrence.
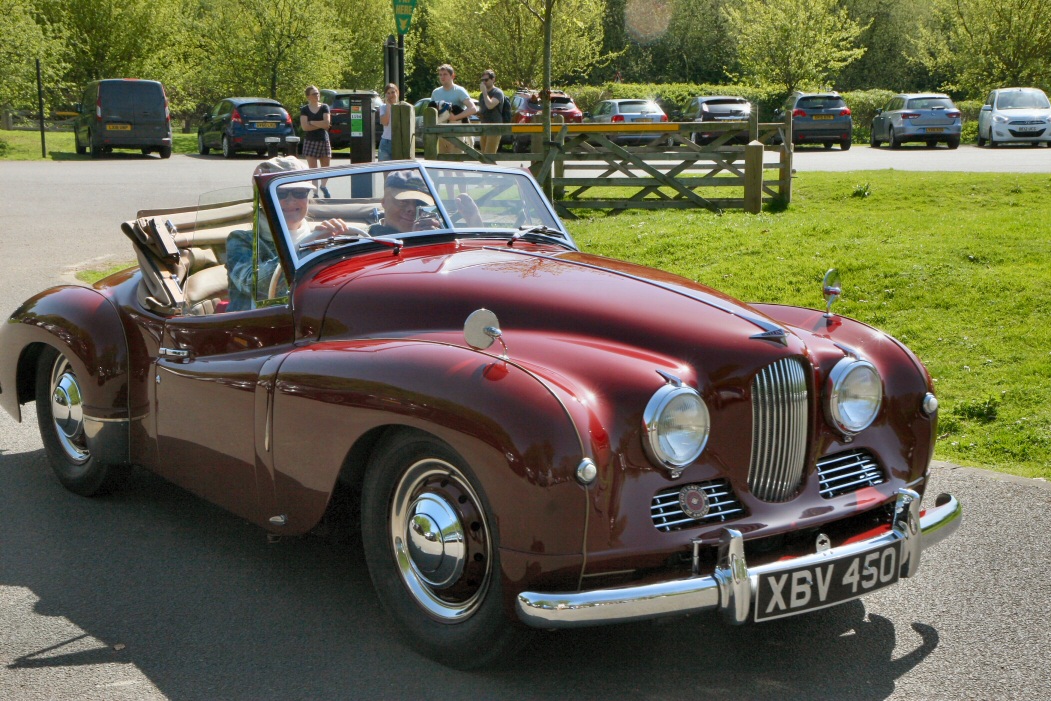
[277,188,311,200]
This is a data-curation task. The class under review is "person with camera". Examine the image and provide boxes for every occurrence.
[477,69,505,154]
[378,83,399,161]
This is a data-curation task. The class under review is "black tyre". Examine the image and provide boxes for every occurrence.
[88,133,101,159]
[870,129,881,148]
[198,134,210,155]
[159,145,172,159]
[840,139,851,151]
[823,142,834,150]
[361,430,526,669]
[989,132,998,148]
[74,132,86,155]
[222,135,235,159]
[889,128,901,149]
[141,148,152,156]
[35,347,124,496]
[925,141,937,149]
[947,138,960,150]
[977,131,986,147]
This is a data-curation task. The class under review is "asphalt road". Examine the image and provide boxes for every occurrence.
[1,152,1050,700]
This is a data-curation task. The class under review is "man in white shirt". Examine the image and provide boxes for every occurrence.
[431,64,477,154]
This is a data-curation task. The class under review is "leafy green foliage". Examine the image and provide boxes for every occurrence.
[0,1,67,110]
[723,0,868,94]
[567,171,1051,479]
[913,0,1051,96]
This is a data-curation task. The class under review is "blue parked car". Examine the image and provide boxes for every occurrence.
[776,92,853,150]
[871,94,962,149]
[197,97,295,158]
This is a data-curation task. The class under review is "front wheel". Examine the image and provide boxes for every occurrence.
[35,347,124,496]
[361,431,526,669]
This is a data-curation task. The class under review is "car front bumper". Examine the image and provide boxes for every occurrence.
[516,489,961,628]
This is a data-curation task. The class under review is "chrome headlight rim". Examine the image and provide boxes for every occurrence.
[642,384,711,472]
[826,358,883,435]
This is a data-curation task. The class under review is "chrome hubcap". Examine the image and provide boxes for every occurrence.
[390,459,491,621]
[49,357,89,463]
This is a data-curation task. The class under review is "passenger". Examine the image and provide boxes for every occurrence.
[369,170,481,236]
[226,156,356,311]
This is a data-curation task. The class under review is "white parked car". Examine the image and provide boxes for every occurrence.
[977,88,1051,148]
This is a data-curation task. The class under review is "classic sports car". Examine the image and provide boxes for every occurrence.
[0,160,961,669]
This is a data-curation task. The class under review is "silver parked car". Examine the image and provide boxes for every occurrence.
[586,99,668,144]
[682,96,751,145]
[870,94,962,149]
[977,87,1051,148]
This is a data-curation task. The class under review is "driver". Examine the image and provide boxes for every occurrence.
[226,156,355,311]
[369,170,481,236]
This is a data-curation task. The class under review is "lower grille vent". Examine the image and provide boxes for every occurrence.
[651,480,745,532]
[816,450,884,498]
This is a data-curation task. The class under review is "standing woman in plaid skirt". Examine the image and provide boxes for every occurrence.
[300,86,333,198]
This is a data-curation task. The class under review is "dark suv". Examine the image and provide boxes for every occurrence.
[511,90,583,151]
[777,92,853,150]
[74,79,172,158]
[196,97,295,158]
[320,90,383,148]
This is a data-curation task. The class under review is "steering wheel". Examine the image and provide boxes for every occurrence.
[267,225,370,299]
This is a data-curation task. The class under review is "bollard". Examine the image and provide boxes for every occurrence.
[743,140,764,214]
[283,134,300,156]
[265,137,280,158]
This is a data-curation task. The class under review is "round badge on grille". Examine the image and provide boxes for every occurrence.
[678,485,710,519]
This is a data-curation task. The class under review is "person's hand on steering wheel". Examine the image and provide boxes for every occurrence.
[454,194,483,227]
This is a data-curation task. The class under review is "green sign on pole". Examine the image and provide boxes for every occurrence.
[393,0,417,35]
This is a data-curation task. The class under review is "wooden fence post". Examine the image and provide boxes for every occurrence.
[423,107,438,160]
[391,102,414,159]
[779,115,793,204]
[743,140,764,214]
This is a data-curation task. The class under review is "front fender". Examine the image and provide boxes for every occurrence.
[268,339,589,558]
[0,285,130,464]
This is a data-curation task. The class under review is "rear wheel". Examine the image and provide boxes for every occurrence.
[141,148,152,156]
[198,134,210,155]
[361,431,526,669]
[840,139,851,151]
[74,132,86,155]
[946,138,960,150]
[35,347,124,496]
[889,127,901,149]
[88,132,101,159]
[925,141,937,149]
[222,135,235,158]
[823,142,834,150]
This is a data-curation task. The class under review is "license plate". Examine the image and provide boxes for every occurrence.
[812,114,834,120]
[106,124,131,131]
[634,118,653,123]
[1017,126,1041,132]
[926,127,945,133]
[255,122,277,129]
[754,540,902,622]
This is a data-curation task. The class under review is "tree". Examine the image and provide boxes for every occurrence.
[838,0,936,91]
[418,0,607,89]
[912,0,1051,96]
[723,0,867,94]
[0,1,67,110]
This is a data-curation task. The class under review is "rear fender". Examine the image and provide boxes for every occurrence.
[267,339,589,556]
[0,286,130,464]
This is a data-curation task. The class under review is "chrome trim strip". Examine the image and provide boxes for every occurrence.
[516,491,961,629]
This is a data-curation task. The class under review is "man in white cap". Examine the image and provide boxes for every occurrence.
[226,156,354,311]
[369,170,481,236]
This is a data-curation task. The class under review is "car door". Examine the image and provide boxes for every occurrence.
[979,92,994,139]
[153,304,295,525]
[873,99,890,138]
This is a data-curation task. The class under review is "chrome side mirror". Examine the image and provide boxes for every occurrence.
[464,308,508,359]
[822,269,842,319]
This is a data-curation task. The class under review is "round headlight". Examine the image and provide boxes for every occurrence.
[827,358,882,435]
[643,385,710,472]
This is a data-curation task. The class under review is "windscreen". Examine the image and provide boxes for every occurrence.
[619,101,659,113]
[997,90,1051,110]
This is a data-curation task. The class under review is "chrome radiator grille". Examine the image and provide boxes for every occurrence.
[651,480,745,532]
[748,357,809,502]
[817,450,884,498]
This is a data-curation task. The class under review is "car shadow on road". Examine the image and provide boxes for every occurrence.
[1,449,938,700]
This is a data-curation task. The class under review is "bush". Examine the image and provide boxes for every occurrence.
[0,137,9,157]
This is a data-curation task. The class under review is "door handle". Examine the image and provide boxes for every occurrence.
[159,347,191,360]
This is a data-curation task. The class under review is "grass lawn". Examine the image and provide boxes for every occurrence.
[0,128,197,159]
[568,171,1051,480]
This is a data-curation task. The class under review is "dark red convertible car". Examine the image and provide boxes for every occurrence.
[0,160,960,668]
